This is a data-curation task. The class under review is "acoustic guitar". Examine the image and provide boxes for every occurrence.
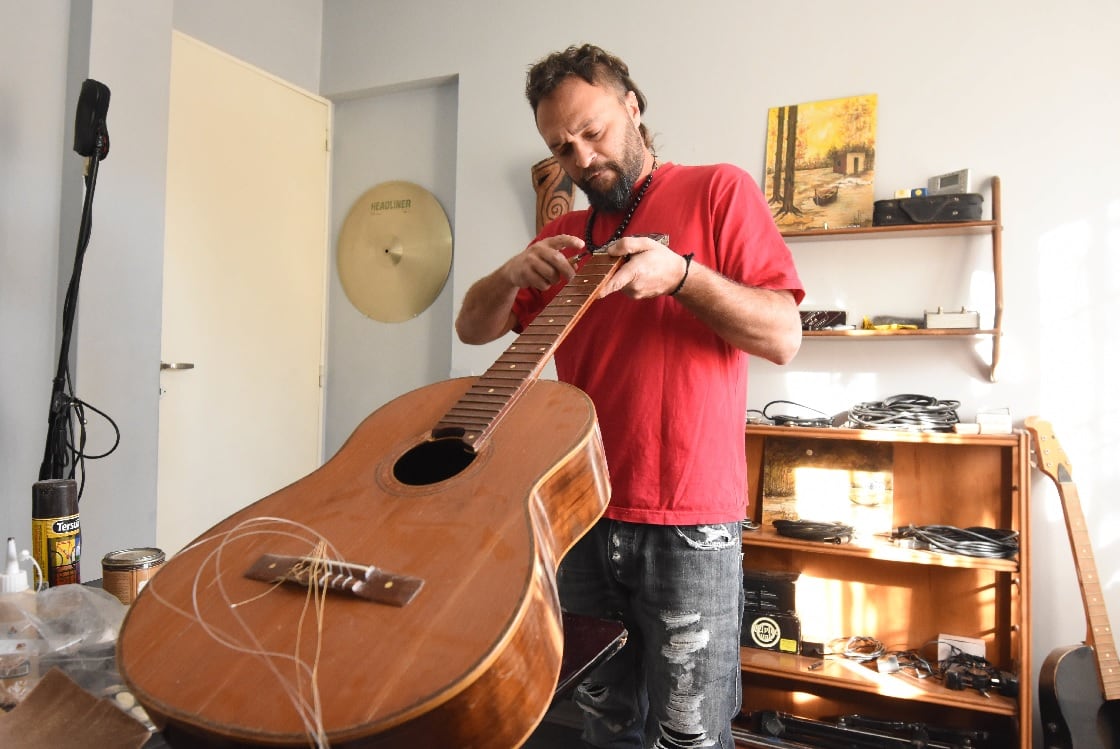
[1025,417,1120,748]
[118,253,626,748]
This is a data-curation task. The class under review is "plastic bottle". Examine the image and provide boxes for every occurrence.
[0,537,40,708]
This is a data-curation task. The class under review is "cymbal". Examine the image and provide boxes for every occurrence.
[337,181,452,323]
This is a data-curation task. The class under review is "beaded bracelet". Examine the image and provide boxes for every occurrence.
[669,253,694,296]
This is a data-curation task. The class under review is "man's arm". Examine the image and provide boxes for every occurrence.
[455,233,584,345]
[597,235,802,365]
[672,262,802,365]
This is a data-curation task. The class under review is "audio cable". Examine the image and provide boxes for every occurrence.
[747,399,836,428]
[892,524,1018,559]
[847,393,960,432]
[773,519,853,544]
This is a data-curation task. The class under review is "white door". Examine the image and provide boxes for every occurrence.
[158,33,330,555]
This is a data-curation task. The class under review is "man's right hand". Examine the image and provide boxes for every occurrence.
[455,233,585,345]
[502,233,584,291]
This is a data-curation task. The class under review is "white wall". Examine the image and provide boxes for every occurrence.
[0,0,323,579]
[321,1,1119,744]
[0,2,73,558]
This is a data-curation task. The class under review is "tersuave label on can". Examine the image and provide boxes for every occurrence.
[31,479,81,587]
[102,548,166,606]
[31,513,81,587]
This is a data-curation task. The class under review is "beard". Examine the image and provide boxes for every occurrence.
[578,127,646,213]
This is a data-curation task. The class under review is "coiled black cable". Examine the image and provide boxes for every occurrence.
[893,524,1018,559]
[773,519,853,544]
[847,393,960,432]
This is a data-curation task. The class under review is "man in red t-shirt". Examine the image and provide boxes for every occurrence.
[456,43,804,749]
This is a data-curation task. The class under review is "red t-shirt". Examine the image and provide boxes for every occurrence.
[512,162,803,524]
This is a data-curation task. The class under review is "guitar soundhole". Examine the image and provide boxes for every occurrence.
[393,438,476,486]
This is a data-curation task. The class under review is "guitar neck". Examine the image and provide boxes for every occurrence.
[435,252,623,451]
[1028,416,1120,702]
[1058,478,1120,701]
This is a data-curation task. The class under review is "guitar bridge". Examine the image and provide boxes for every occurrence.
[244,553,423,607]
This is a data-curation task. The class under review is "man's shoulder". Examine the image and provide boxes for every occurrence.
[537,207,590,239]
[660,162,765,204]
[663,161,749,176]
[661,161,756,188]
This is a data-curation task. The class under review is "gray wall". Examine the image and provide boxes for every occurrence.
[0,0,322,576]
[324,80,457,457]
[3,2,1119,745]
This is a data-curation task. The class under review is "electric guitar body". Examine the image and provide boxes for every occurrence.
[1039,644,1120,748]
[1026,417,1120,749]
[118,253,627,748]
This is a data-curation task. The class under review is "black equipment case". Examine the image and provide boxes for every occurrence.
[873,193,983,226]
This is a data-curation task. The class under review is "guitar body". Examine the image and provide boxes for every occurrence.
[118,377,610,748]
[1039,644,1120,749]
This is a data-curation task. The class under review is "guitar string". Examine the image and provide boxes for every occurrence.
[182,519,329,747]
[144,516,337,748]
[195,519,330,747]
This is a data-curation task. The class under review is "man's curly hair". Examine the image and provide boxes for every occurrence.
[525,43,653,150]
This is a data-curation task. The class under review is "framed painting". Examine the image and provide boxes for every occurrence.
[763,93,877,232]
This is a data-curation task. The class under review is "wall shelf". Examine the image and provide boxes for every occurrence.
[784,177,1004,381]
[737,423,1031,747]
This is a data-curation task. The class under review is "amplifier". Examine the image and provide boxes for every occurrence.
[743,570,798,613]
[742,611,801,654]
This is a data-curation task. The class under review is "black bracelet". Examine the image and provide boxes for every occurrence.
[669,253,694,296]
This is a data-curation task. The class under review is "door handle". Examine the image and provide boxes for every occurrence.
[160,362,195,371]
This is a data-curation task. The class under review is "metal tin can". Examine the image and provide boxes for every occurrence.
[101,548,165,606]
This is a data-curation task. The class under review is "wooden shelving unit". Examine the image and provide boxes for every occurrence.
[783,177,1004,381]
[737,423,1031,747]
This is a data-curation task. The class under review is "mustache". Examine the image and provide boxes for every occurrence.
[578,163,619,188]
[578,164,631,212]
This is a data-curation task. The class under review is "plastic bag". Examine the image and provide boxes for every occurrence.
[1,585,124,708]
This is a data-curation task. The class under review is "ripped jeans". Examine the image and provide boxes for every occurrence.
[557,519,744,749]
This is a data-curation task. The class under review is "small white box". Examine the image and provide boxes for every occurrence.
[938,633,986,661]
[977,409,1012,434]
[925,307,980,329]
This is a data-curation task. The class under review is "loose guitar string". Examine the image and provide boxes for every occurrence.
[193,518,329,747]
[208,527,330,744]
[145,516,338,748]
[175,518,329,747]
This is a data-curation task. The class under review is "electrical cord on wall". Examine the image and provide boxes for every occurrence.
[38,79,120,496]
[747,400,836,428]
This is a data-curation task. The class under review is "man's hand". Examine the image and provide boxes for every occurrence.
[598,235,687,299]
[503,234,584,291]
[456,233,586,345]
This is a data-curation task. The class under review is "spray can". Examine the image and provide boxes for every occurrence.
[31,479,80,586]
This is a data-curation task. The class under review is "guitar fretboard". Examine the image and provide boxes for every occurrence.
[1029,416,1120,702]
[1059,472,1120,701]
[434,252,623,451]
